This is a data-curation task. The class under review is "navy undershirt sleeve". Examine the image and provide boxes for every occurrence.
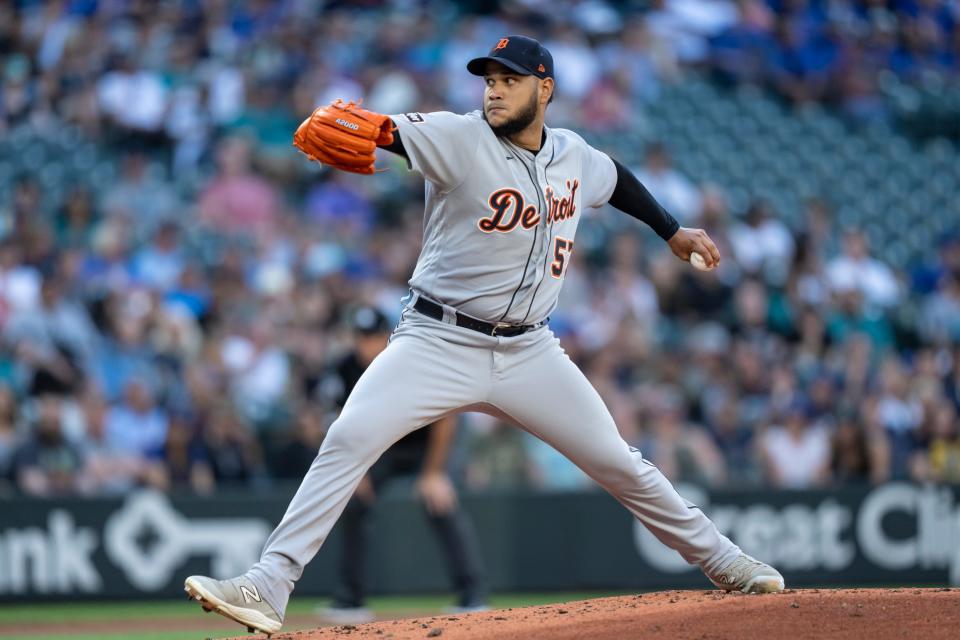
[608,158,680,241]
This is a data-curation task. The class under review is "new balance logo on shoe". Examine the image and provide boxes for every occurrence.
[240,585,262,604]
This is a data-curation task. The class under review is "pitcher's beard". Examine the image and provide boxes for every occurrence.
[484,93,538,137]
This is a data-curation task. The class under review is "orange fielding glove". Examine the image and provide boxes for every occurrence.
[292,99,395,175]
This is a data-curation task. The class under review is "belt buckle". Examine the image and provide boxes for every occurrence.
[490,321,513,336]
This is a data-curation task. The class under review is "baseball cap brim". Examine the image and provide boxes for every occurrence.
[466,56,534,77]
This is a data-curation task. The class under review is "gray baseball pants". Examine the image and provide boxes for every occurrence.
[247,305,740,616]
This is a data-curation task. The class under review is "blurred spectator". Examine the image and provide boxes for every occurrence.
[165,264,212,321]
[222,319,290,426]
[806,372,840,427]
[825,289,895,350]
[647,0,738,64]
[728,200,795,285]
[271,404,326,481]
[703,391,760,485]
[4,276,96,396]
[200,404,262,487]
[93,292,161,401]
[709,0,775,85]
[946,346,960,412]
[229,79,299,173]
[834,334,876,407]
[914,402,960,484]
[577,74,632,132]
[10,394,84,496]
[162,413,215,494]
[4,176,44,238]
[0,239,42,317]
[546,25,601,101]
[305,172,376,236]
[633,142,702,224]
[0,382,19,488]
[766,14,841,105]
[797,197,835,266]
[105,378,169,458]
[132,222,187,292]
[78,219,135,298]
[103,151,181,232]
[829,413,889,485]
[872,356,924,477]
[912,233,960,295]
[78,390,164,495]
[826,230,900,309]
[199,136,280,237]
[576,233,661,351]
[638,385,727,486]
[0,53,33,131]
[97,53,168,142]
[54,185,98,249]
[731,279,770,340]
[918,275,960,344]
[730,340,773,428]
[599,17,678,104]
[760,401,831,488]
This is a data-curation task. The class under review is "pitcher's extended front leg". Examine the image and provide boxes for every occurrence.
[240,326,490,616]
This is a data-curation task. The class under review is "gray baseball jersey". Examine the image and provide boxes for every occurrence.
[239,111,743,619]
[393,110,616,325]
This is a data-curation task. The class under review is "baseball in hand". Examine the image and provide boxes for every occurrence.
[689,252,712,271]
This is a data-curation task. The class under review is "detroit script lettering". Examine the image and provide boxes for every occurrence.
[478,179,580,233]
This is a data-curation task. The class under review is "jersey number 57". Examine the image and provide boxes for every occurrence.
[551,237,574,279]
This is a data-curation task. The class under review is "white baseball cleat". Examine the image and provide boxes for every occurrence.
[704,553,785,594]
[184,574,283,635]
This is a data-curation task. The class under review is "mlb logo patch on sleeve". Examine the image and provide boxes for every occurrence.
[405,113,425,123]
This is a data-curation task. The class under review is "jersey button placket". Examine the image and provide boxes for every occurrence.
[534,164,552,279]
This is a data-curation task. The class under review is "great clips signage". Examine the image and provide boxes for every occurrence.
[634,483,960,586]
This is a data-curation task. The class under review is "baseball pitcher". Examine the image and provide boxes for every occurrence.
[184,35,784,636]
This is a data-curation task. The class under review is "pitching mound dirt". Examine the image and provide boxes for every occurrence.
[237,588,960,640]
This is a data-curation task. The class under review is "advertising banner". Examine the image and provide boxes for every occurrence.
[1,483,956,601]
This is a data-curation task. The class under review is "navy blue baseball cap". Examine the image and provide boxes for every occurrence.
[467,35,554,79]
[351,305,390,335]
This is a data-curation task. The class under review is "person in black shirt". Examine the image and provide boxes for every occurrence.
[318,306,487,623]
[11,394,84,496]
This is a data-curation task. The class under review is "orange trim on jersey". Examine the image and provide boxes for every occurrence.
[551,236,574,279]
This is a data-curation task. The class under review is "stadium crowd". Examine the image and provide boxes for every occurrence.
[0,0,958,498]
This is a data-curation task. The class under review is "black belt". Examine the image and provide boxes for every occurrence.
[412,295,543,337]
